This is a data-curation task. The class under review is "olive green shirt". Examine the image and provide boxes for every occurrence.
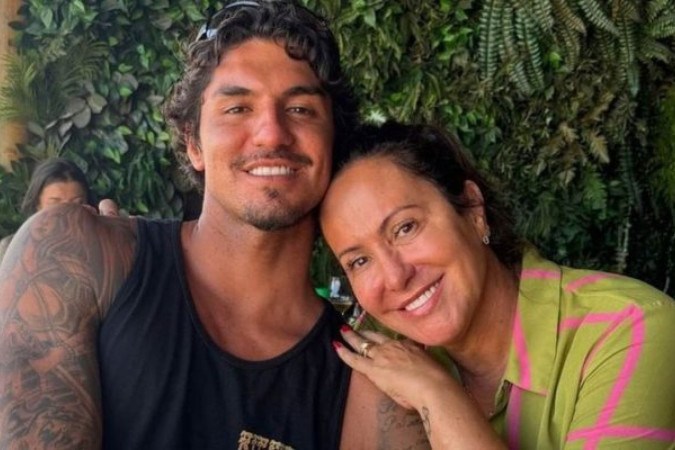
[357,250,675,449]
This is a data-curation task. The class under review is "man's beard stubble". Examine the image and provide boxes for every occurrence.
[242,186,309,231]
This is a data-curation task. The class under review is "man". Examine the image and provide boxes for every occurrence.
[0,1,429,449]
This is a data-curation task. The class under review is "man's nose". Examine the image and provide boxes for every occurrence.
[252,107,294,149]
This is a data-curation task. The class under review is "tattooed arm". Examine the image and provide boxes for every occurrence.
[340,371,431,449]
[0,204,136,449]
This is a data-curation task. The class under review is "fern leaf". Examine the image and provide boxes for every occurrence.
[557,23,582,67]
[583,91,615,124]
[552,0,586,33]
[559,122,579,144]
[647,0,670,21]
[617,140,642,211]
[498,5,533,93]
[617,11,638,94]
[646,12,675,38]
[515,10,545,90]
[577,0,619,35]
[533,0,554,32]
[510,60,535,94]
[638,39,673,63]
[478,0,504,80]
[595,30,618,65]
[615,1,639,22]
[617,11,637,65]
[0,54,40,122]
[626,64,640,97]
[498,5,517,60]
[515,0,554,32]
[584,129,610,163]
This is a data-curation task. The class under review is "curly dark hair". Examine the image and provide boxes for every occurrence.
[164,0,358,192]
[336,121,524,271]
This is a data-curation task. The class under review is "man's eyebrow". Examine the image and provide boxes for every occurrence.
[213,85,251,97]
[211,84,326,99]
[285,85,327,97]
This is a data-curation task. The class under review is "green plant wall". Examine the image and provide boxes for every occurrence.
[0,0,673,295]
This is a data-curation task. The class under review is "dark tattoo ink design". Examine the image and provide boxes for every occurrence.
[376,396,430,449]
[0,205,135,449]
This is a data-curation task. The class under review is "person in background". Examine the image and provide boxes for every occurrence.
[0,2,428,449]
[0,157,94,262]
[320,121,675,449]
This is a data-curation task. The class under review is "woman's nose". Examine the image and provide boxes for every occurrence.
[380,251,414,292]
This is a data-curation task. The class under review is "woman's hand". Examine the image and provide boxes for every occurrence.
[335,326,457,411]
[335,325,507,449]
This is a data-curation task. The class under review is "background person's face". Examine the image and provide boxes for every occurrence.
[321,156,491,347]
[37,181,87,211]
[189,38,334,231]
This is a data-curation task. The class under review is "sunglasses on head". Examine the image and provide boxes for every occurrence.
[195,0,261,41]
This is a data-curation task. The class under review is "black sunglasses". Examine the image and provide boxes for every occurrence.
[195,0,261,41]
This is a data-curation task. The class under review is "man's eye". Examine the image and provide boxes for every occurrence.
[224,106,248,114]
[287,106,314,115]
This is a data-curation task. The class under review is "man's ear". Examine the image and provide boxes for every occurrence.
[463,180,489,237]
[186,131,205,171]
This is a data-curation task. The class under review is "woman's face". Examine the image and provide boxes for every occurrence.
[320,156,491,347]
[37,181,87,211]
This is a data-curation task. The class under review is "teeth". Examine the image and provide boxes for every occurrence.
[249,166,293,176]
[405,283,438,311]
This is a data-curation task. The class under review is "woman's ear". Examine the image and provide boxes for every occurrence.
[463,180,489,238]
[186,131,205,171]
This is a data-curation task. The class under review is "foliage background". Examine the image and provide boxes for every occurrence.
[0,0,673,296]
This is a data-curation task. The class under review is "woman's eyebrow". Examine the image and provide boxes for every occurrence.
[335,204,418,259]
[378,204,417,235]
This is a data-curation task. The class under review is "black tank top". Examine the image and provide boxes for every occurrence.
[98,219,350,449]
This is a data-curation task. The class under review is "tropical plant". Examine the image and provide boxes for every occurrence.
[0,0,672,294]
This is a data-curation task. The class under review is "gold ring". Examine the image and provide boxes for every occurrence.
[359,341,375,358]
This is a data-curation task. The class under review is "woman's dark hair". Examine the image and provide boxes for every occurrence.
[337,121,524,271]
[164,0,358,191]
[21,157,94,216]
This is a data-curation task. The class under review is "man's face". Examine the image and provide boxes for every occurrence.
[188,38,334,231]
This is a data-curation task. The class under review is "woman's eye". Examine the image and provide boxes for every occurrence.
[394,220,416,238]
[346,256,368,271]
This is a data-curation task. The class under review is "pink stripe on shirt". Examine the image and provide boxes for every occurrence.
[506,310,532,449]
[565,273,612,293]
[561,305,646,449]
[521,268,559,280]
[568,424,675,443]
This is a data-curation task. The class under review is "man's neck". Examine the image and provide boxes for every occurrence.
[179,211,325,359]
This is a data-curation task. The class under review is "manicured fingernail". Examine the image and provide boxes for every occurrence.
[332,340,343,350]
[340,324,351,333]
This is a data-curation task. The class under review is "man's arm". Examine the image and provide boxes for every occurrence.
[0,204,135,449]
[340,371,431,450]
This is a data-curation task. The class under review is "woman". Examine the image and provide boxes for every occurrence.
[320,122,675,449]
[0,157,94,262]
